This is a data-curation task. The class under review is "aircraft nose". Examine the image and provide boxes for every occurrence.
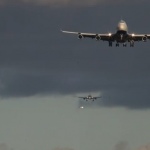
[118,25,125,30]
[117,23,127,31]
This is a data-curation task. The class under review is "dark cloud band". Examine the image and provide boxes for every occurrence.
[0,2,150,109]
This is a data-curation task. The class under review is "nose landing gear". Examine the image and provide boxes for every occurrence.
[109,42,112,47]
[123,43,127,47]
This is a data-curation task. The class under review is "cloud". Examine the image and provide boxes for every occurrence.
[0,0,148,6]
[0,2,150,109]
[52,148,73,150]
[0,144,9,150]
[113,141,129,150]
[0,144,7,150]
[0,0,106,6]
[51,144,129,150]
[113,142,150,150]
[137,144,150,150]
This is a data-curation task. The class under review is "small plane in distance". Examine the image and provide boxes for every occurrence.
[78,94,102,101]
[61,20,150,47]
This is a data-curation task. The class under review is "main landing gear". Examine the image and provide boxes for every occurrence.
[108,42,119,47]
[108,41,134,47]
[116,43,119,47]
[130,40,134,47]
[109,42,112,47]
[116,43,127,47]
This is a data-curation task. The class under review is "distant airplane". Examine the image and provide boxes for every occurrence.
[78,94,102,101]
[61,20,150,47]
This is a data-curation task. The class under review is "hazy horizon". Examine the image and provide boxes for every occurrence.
[0,1,150,150]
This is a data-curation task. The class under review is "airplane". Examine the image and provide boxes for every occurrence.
[78,94,102,101]
[61,20,150,47]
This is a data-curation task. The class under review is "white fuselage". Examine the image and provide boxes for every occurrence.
[115,20,129,43]
[116,20,128,32]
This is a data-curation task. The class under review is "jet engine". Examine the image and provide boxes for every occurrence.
[78,34,83,39]
[142,36,147,42]
[95,35,101,40]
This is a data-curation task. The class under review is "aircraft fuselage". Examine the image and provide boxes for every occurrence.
[114,20,129,43]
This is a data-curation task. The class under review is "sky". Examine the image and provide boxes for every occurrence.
[0,1,150,150]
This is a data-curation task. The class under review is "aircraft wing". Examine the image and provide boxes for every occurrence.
[93,96,102,99]
[61,30,113,41]
[78,97,86,99]
[129,34,150,41]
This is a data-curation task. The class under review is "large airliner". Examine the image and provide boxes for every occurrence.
[61,20,150,47]
[78,94,102,101]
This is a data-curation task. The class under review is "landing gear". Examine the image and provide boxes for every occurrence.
[116,43,119,47]
[130,40,134,47]
[123,43,127,47]
[109,42,112,47]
